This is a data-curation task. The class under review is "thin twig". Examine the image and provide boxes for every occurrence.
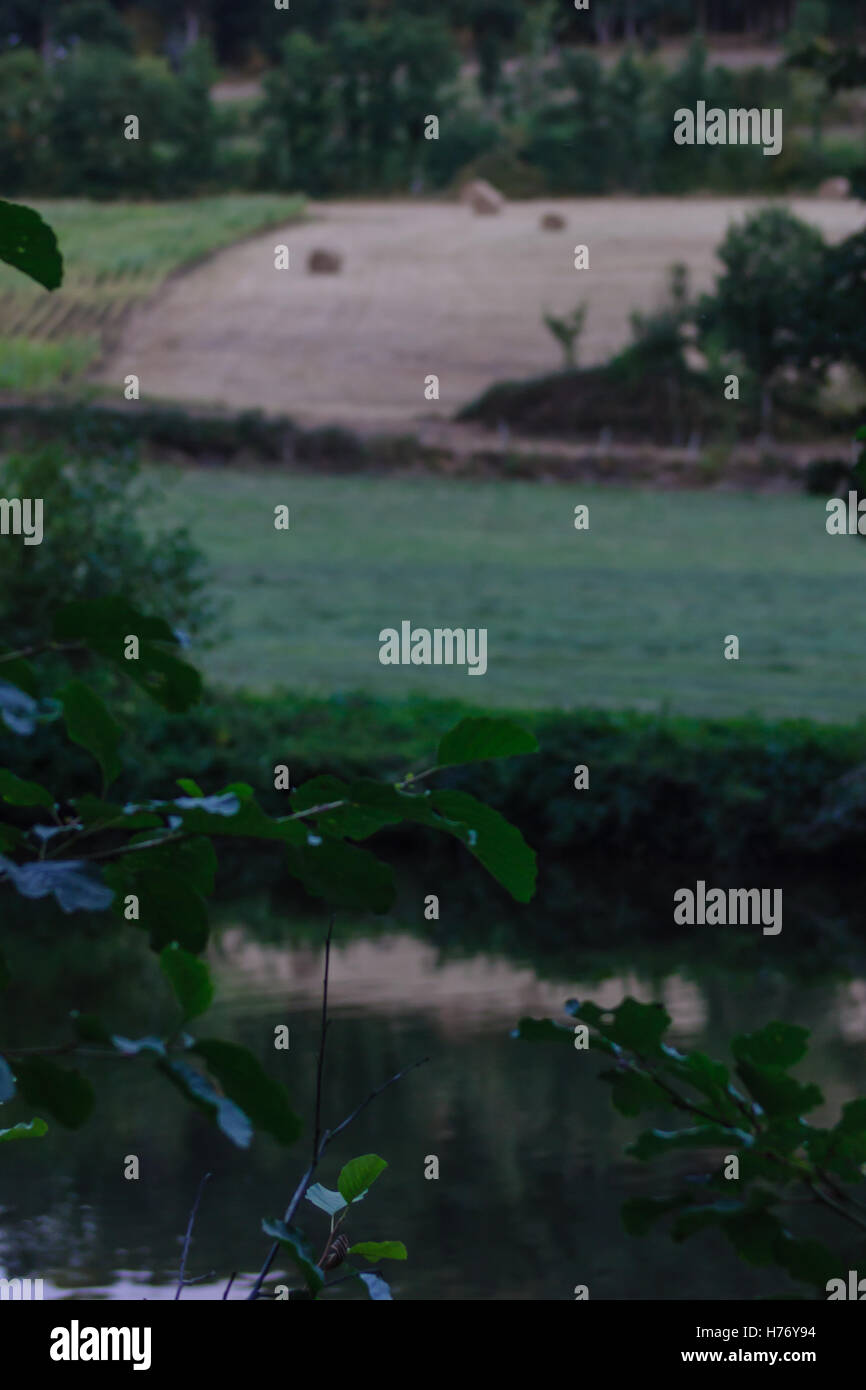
[246,1055,430,1301]
[222,1272,237,1300]
[312,919,335,1167]
[175,1172,212,1300]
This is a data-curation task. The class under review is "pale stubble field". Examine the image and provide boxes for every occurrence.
[99,195,865,429]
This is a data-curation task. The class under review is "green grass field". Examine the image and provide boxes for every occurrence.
[0,195,304,390]
[144,466,866,723]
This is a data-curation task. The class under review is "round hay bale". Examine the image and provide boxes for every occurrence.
[307,248,343,273]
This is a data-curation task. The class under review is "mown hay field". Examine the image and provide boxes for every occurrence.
[144,466,866,723]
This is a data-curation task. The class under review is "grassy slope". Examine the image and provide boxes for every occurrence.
[0,195,305,390]
[144,466,866,723]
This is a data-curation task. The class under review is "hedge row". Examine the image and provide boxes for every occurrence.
[5,689,866,866]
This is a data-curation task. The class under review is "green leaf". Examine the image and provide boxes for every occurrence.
[722,1208,786,1268]
[0,1117,48,1142]
[158,1058,252,1148]
[430,790,536,902]
[338,1154,388,1204]
[735,1060,823,1119]
[191,1039,302,1146]
[285,837,394,912]
[732,1022,810,1070]
[672,1199,745,1243]
[0,769,53,808]
[598,1067,671,1117]
[566,997,671,1057]
[160,944,214,1020]
[627,1125,754,1161]
[53,597,201,713]
[176,778,204,797]
[60,681,122,788]
[348,1241,407,1262]
[117,834,217,897]
[0,199,62,289]
[261,1219,324,1294]
[660,1047,743,1125]
[305,1184,347,1216]
[294,776,427,842]
[511,1017,574,1044]
[164,797,306,847]
[775,1235,840,1290]
[14,1057,94,1129]
[436,716,537,767]
[104,863,209,954]
[806,1101,866,1180]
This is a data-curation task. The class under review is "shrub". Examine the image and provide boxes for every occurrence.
[0,444,215,652]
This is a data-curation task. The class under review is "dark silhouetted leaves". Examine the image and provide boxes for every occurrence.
[60,681,122,787]
[191,1039,302,1146]
[158,1059,252,1149]
[0,199,62,289]
[285,837,394,912]
[732,1022,810,1070]
[430,790,536,902]
[0,770,53,807]
[436,716,537,767]
[53,598,201,712]
[511,1017,573,1044]
[735,1060,822,1119]
[160,944,214,1020]
[566,996,671,1057]
[14,1058,93,1128]
[103,861,209,953]
[261,1219,323,1295]
[628,1125,754,1161]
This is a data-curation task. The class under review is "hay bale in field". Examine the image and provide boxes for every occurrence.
[307,248,343,273]
[460,178,505,215]
[817,176,851,198]
[540,212,566,231]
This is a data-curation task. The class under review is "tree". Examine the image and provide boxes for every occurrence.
[701,208,827,434]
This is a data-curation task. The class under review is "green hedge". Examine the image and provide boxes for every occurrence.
[5,689,865,866]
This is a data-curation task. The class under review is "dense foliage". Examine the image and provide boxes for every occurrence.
[515,999,866,1297]
[0,17,861,198]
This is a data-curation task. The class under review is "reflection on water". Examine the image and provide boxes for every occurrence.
[2,882,866,1301]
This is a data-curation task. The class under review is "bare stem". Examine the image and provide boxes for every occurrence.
[312,919,335,1167]
[175,1172,212,1301]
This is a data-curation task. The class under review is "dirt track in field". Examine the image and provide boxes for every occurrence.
[97,196,865,430]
